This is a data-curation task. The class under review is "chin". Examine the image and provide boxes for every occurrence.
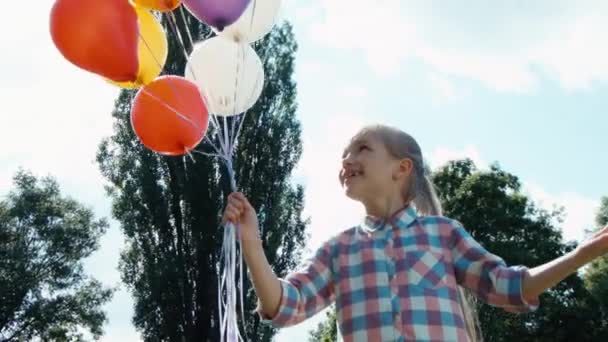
[344,187,363,201]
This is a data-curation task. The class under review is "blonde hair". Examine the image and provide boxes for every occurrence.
[354,124,482,341]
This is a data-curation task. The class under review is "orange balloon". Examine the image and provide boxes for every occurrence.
[133,0,181,12]
[50,0,139,82]
[131,76,209,155]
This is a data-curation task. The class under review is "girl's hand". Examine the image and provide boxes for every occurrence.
[523,224,608,301]
[578,225,608,260]
[222,192,260,243]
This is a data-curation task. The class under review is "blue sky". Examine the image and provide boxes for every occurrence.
[0,0,606,340]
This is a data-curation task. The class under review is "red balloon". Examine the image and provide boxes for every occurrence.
[131,76,209,155]
[50,0,139,82]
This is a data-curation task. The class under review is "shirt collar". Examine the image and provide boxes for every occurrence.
[360,204,418,233]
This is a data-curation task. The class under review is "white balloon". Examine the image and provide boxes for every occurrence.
[218,0,282,43]
[185,37,265,116]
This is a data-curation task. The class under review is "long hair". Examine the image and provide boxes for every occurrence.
[354,124,482,341]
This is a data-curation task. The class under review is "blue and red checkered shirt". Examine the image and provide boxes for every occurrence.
[260,205,539,341]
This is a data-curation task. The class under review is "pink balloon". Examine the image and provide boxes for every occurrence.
[182,0,251,30]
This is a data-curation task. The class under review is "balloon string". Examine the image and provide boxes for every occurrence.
[135,15,220,158]
[232,50,260,149]
[228,45,243,150]
[231,72,264,155]
[178,6,195,50]
[138,31,164,80]
[165,10,200,87]
[161,8,253,341]
[224,117,232,159]
[165,10,210,113]
[139,87,198,129]
[204,135,223,156]
[167,11,192,57]
[219,158,244,342]
[249,0,258,35]
[214,115,250,342]
[165,9,241,158]
[164,12,193,79]
[191,150,217,158]
[136,26,248,342]
[164,11,230,158]
[185,150,196,163]
[218,26,257,341]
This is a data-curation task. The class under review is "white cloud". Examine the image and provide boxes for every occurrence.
[297,60,332,77]
[428,144,487,170]
[428,72,466,104]
[418,47,539,93]
[281,0,319,28]
[308,0,412,77]
[0,167,15,194]
[531,12,608,90]
[338,83,368,100]
[305,0,608,92]
[525,182,600,243]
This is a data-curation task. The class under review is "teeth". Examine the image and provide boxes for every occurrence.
[346,171,361,178]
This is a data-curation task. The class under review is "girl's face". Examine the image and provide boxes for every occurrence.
[340,132,411,204]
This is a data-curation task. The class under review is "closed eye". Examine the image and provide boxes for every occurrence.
[359,144,370,152]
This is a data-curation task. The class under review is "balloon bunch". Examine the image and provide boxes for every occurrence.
[50,0,281,340]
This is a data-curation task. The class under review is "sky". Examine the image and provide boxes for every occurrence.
[0,0,607,341]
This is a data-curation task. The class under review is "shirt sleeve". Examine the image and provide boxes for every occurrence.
[257,239,336,327]
[449,222,539,313]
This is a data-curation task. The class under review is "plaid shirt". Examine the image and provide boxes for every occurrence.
[260,206,539,341]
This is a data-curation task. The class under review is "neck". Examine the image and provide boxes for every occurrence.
[363,194,408,218]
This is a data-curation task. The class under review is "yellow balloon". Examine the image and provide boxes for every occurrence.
[133,0,181,12]
[110,6,168,89]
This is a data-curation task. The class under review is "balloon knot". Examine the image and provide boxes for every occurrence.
[214,19,227,32]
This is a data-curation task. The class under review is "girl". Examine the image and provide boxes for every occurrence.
[223,124,608,341]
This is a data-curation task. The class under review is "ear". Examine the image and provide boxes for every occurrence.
[393,158,413,181]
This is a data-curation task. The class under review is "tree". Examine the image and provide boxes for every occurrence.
[0,170,113,341]
[596,197,608,227]
[308,307,337,342]
[309,160,608,341]
[433,160,607,341]
[584,197,608,315]
[96,13,307,342]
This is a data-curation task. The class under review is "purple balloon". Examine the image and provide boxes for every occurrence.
[182,0,251,31]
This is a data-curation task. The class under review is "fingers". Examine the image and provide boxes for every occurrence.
[223,202,240,224]
[232,192,253,208]
[223,192,252,224]
[228,192,253,211]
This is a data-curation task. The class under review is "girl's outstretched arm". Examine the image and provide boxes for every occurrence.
[523,224,608,301]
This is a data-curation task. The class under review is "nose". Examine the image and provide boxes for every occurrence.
[342,151,354,167]
[342,158,352,171]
